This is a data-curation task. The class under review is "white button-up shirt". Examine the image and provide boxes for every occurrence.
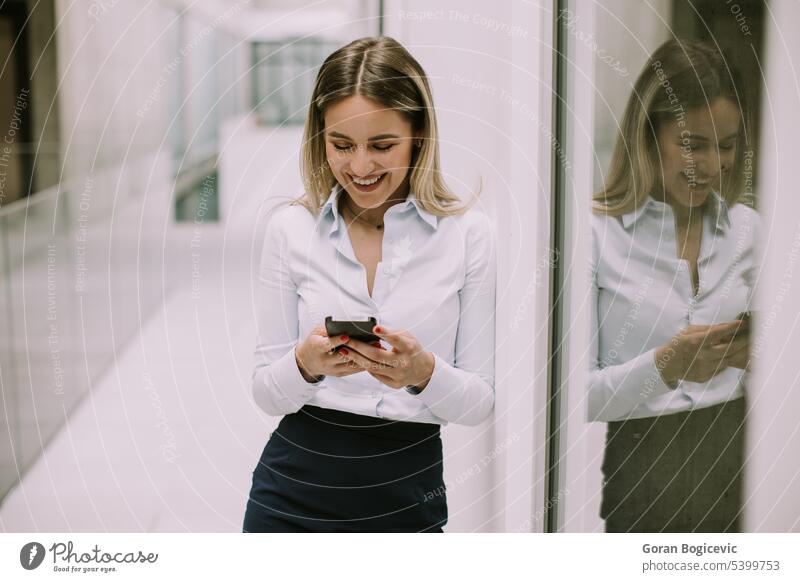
[252,185,496,426]
[589,192,760,422]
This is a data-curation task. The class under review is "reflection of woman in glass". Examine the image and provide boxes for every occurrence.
[589,39,759,532]
[243,37,496,532]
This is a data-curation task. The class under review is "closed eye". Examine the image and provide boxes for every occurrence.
[331,143,396,152]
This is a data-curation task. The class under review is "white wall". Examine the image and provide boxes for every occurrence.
[745,0,800,533]
[383,0,554,532]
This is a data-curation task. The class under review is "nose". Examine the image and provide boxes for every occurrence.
[696,145,732,178]
[348,145,375,177]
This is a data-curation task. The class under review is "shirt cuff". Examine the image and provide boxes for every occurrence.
[416,353,461,408]
[268,346,325,405]
[636,348,678,397]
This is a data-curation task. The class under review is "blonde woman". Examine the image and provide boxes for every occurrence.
[243,37,496,532]
[589,39,759,532]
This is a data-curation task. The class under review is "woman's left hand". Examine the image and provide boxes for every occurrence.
[338,325,435,390]
[709,333,751,371]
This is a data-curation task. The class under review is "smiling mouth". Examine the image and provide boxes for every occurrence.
[682,173,712,186]
[348,173,387,187]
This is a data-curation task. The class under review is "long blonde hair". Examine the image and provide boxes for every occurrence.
[595,38,752,215]
[296,36,475,216]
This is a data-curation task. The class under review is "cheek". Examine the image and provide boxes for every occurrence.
[387,146,414,173]
[325,148,345,172]
[657,146,681,177]
[722,148,737,167]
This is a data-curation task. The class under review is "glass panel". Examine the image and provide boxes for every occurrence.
[251,39,341,126]
[561,0,765,532]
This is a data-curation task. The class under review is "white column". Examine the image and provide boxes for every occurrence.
[384,0,555,532]
[745,0,800,533]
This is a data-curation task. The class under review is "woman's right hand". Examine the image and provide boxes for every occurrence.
[655,322,743,384]
[294,325,365,383]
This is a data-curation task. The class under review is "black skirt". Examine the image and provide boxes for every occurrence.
[243,405,447,532]
[601,397,746,532]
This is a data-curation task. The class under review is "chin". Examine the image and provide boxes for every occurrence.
[344,189,392,209]
[682,195,709,209]
[671,186,710,209]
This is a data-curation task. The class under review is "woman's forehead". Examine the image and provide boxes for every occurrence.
[324,95,412,137]
[664,97,741,138]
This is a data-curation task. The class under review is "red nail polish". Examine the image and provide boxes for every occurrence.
[340,348,349,355]
[341,335,349,341]
[375,326,382,333]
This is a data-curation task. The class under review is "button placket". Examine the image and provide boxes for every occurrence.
[687,295,696,324]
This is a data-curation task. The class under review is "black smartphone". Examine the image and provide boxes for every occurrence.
[325,316,380,350]
[719,311,751,343]
[734,311,751,337]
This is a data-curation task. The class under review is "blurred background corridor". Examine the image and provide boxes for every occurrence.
[0,0,385,531]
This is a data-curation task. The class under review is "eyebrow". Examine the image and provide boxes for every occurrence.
[327,131,401,141]
[684,131,740,142]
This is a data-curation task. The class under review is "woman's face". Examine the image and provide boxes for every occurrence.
[324,94,418,209]
[655,97,740,211]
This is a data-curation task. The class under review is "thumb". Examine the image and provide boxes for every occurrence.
[704,322,740,345]
[372,325,411,350]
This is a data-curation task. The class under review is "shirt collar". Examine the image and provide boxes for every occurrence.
[319,184,439,234]
[621,190,731,233]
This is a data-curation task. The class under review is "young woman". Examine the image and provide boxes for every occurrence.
[589,39,759,532]
[243,36,496,532]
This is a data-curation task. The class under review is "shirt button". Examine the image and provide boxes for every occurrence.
[383,267,390,275]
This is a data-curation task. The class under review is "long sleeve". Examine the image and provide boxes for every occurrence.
[586,225,674,422]
[251,209,324,416]
[739,206,762,389]
[417,213,496,426]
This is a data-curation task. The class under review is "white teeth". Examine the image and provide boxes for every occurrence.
[352,174,383,186]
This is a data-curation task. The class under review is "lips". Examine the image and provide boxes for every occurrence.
[348,173,387,190]
[682,173,712,186]
[349,173,386,184]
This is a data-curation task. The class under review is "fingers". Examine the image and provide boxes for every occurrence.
[340,345,397,372]
[331,360,365,376]
[372,325,413,351]
[683,324,715,335]
[700,322,742,346]
[708,334,749,355]
[720,341,749,361]
[345,338,398,364]
[324,354,366,377]
[327,333,351,351]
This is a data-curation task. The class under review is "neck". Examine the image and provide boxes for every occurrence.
[670,203,694,229]
[652,189,704,230]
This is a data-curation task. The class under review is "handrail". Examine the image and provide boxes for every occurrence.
[0,180,61,219]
